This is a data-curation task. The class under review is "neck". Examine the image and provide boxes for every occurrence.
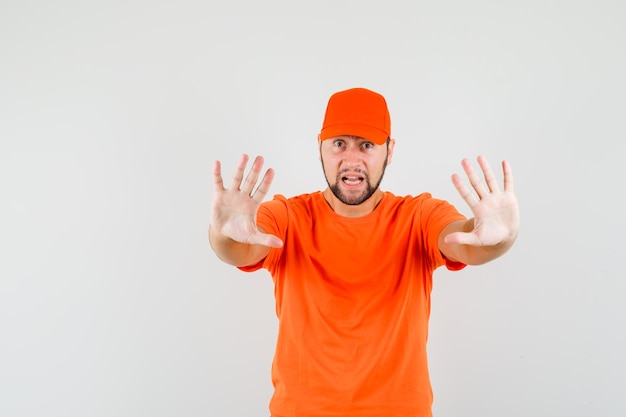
[322,188,384,218]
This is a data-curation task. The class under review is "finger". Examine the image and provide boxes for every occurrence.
[230,154,250,190]
[462,158,489,199]
[212,160,225,192]
[252,167,275,204]
[502,160,514,192]
[241,155,264,195]
[477,155,499,193]
[451,173,479,209]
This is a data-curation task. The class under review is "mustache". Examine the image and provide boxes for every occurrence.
[338,167,366,175]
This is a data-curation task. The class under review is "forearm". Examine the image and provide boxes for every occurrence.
[208,226,270,267]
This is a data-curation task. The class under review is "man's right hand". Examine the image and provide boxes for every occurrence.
[210,154,283,259]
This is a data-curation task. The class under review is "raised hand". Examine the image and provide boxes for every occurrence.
[444,155,519,247]
[211,154,283,248]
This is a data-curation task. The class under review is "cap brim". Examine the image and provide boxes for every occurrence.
[319,124,388,145]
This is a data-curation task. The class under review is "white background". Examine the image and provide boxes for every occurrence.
[1,0,625,416]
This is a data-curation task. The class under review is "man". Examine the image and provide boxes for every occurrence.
[209,87,519,417]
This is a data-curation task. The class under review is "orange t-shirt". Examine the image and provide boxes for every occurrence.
[240,191,466,417]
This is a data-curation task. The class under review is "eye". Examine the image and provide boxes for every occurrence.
[333,140,345,147]
[361,142,374,149]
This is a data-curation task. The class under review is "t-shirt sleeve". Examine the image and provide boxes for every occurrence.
[237,195,288,273]
[420,196,468,271]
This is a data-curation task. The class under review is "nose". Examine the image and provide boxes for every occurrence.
[343,143,362,166]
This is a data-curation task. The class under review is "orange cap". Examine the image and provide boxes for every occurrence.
[319,87,391,145]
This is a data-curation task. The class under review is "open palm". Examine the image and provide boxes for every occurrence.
[444,155,520,247]
[211,154,283,248]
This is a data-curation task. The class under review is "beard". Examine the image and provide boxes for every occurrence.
[322,158,388,206]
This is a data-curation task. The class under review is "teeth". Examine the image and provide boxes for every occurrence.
[343,176,363,185]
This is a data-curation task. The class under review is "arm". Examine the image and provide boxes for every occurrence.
[209,154,283,267]
[438,156,519,266]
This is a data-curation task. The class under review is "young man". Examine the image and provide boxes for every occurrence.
[209,87,519,417]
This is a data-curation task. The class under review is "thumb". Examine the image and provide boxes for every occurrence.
[444,232,481,246]
[247,232,284,249]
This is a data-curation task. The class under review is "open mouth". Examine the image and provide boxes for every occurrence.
[341,175,365,186]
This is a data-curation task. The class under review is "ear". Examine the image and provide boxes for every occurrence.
[386,138,396,165]
[317,134,322,161]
